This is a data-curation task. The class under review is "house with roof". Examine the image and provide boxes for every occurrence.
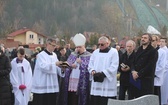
[8,28,47,45]
[4,28,48,50]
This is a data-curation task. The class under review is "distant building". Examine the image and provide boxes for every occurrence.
[0,28,47,50]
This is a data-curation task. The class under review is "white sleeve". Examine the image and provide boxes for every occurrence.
[155,50,166,78]
[88,53,95,74]
[25,63,33,90]
[10,61,19,90]
[57,66,65,77]
[103,49,119,81]
[36,53,57,74]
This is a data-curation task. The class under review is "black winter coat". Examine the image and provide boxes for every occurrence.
[132,44,158,96]
[0,52,12,105]
[119,51,135,86]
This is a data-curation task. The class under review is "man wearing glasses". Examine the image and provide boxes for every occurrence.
[88,36,119,105]
[31,38,65,105]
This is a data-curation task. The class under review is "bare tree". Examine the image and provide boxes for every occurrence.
[0,1,6,17]
[32,20,46,34]
[13,18,22,30]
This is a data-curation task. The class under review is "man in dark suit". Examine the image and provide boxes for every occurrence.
[130,33,158,99]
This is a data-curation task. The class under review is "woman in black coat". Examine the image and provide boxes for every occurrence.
[0,47,13,105]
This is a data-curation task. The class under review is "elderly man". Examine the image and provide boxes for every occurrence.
[130,33,158,99]
[60,33,91,105]
[118,40,136,100]
[88,36,119,105]
[31,38,64,105]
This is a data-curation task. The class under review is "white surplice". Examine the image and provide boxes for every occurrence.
[31,51,64,94]
[10,58,32,105]
[68,61,80,91]
[88,48,119,97]
[160,46,168,104]
[154,48,166,86]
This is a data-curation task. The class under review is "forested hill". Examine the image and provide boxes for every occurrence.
[0,0,112,37]
[0,0,167,38]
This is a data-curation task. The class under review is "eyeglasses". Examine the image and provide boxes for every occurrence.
[98,43,105,46]
[49,43,56,47]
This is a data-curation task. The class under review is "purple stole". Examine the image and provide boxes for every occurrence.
[61,51,91,105]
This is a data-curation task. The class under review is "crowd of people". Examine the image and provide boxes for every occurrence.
[0,32,168,105]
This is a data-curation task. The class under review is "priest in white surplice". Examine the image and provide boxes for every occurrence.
[10,48,32,105]
[160,37,168,105]
[31,38,65,105]
[151,35,166,105]
[88,36,119,105]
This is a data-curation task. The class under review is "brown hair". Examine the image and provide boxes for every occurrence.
[17,48,25,55]
[142,33,152,42]
[160,37,167,43]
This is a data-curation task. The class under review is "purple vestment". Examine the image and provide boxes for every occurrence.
[60,51,91,105]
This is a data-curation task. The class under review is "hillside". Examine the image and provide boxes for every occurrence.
[0,0,168,38]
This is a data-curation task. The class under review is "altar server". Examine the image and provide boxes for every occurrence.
[160,37,168,105]
[31,38,64,105]
[10,48,32,105]
[151,35,166,105]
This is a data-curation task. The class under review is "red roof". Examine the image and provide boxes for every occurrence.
[8,28,30,37]
[7,28,47,38]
